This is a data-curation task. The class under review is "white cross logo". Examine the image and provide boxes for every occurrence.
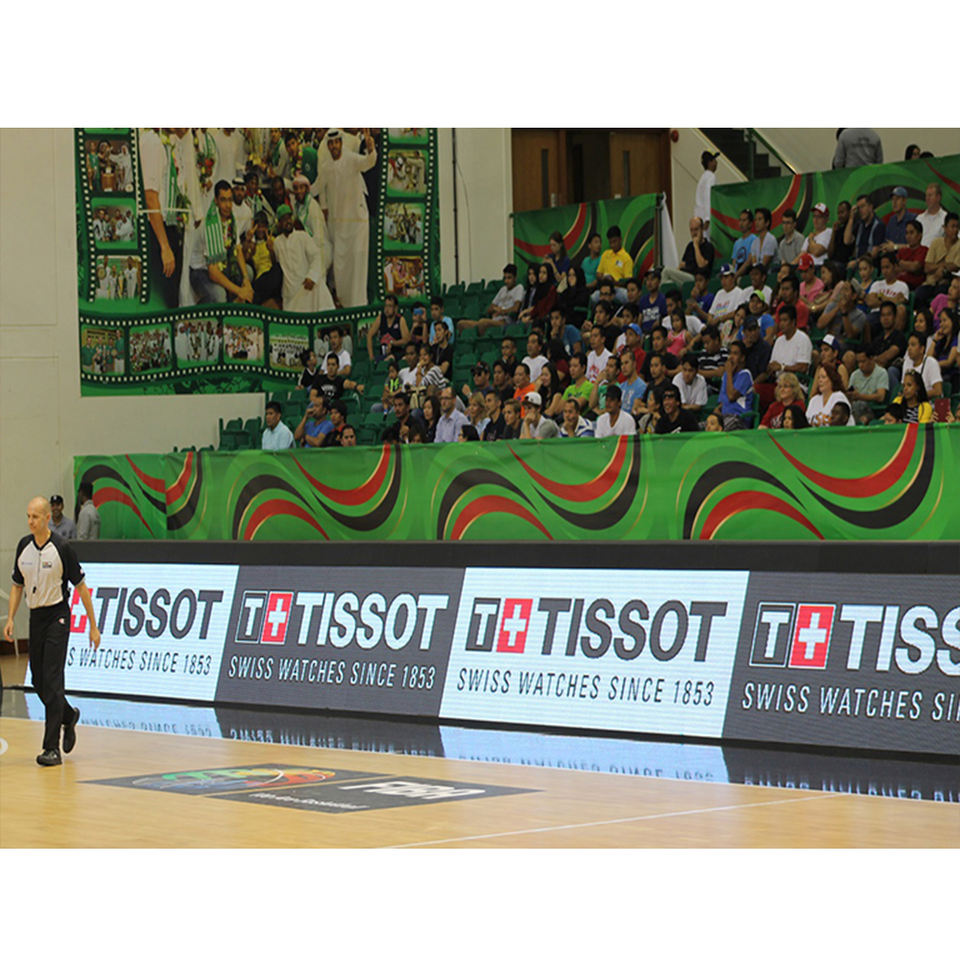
[796,612,828,660]
[266,598,288,639]
[501,602,528,649]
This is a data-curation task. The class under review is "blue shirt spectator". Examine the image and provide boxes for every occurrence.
[854,215,886,257]
[619,375,647,414]
[731,233,755,269]
[720,366,754,417]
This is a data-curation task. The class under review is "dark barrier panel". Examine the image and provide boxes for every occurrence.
[57,541,959,756]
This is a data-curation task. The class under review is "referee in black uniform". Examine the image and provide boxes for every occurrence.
[5,497,100,766]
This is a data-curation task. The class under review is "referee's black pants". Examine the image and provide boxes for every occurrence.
[29,603,75,752]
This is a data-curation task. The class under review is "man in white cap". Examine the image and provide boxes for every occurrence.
[272,204,334,313]
[802,203,832,267]
[519,391,559,439]
[317,128,377,307]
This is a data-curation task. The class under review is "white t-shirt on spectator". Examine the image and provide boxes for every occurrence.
[492,284,525,314]
[902,354,943,395]
[524,354,548,383]
[915,209,946,247]
[770,329,813,370]
[806,390,855,427]
[595,410,637,437]
[802,229,833,267]
[710,286,746,320]
[586,348,612,383]
[672,371,708,407]
[868,278,909,303]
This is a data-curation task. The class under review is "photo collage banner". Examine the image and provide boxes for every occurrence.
[75,128,439,396]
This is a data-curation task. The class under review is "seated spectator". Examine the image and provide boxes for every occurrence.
[382,392,424,443]
[641,327,681,380]
[883,370,933,424]
[557,266,590,328]
[928,308,959,393]
[461,263,525,335]
[882,187,912,250]
[931,272,960,327]
[744,207,777,274]
[730,209,756,278]
[724,303,748,348]
[559,398,595,437]
[323,400,350,446]
[519,392,560,439]
[544,231,571,285]
[817,283,868,358]
[866,253,910,329]
[581,232,603,294]
[777,208,805,267]
[773,272,810,332]
[498,336,519,377]
[491,361,515,403]
[815,334,851,389]
[371,358,403,415]
[589,354,622,416]
[297,349,319,390]
[666,311,691,357]
[849,256,876,312]
[797,253,825,309]
[418,395,439,442]
[827,201,855,266]
[501,398,523,440]
[294,391,334,447]
[594,384,637,437]
[247,212,282,309]
[585,325,613,383]
[617,349,647,415]
[743,292,777,343]
[768,304,812,380]
[806,260,843,320]
[523,330,549,382]
[512,361,537,402]
[638,269,668,333]
[655,385,699,433]
[759,373,806,429]
[482,391,507,441]
[709,263,748,328]
[324,326,352,376]
[461,360,493,401]
[262,401,295,450]
[698,326,728,384]
[397,341,420,390]
[518,263,557,328]
[843,194,886,267]
[847,344,889,424]
[428,297,455,346]
[874,300,908,397]
[744,262,773,305]
[366,293,410,363]
[915,183,947,246]
[901,331,943,398]
[561,352,595,413]
[458,424,480,442]
[718,340,754,430]
[782,404,810,429]
[895,220,928,290]
[916,213,960,309]
[662,217,715,286]
[635,359,670,424]
[434,386,470,442]
[803,202,833,267]
[340,425,358,447]
[430,320,454,378]
[465,393,489,438]
[704,411,724,432]
[685,269,714,331]
[537,363,563,417]
[806,363,853,426]
[740,315,773,382]
[311,352,365,407]
[592,226,634,305]
[407,302,428,346]
[618,319,647,370]
[673,355,708,413]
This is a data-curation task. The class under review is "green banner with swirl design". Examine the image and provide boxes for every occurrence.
[75,424,960,542]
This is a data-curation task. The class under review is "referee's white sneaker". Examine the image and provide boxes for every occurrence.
[36,748,62,766]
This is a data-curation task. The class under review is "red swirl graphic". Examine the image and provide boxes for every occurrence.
[928,163,960,196]
[93,487,154,534]
[699,491,823,540]
[768,424,916,498]
[166,451,195,505]
[510,435,628,502]
[125,455,165,494]
[293,445,391,506]
[515,205,588,257]
[450,496,553,541]
[770,176,802,228]
[242,500,329,541]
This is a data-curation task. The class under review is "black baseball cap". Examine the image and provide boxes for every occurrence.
[50,494,64,504]
[473,360,490,375]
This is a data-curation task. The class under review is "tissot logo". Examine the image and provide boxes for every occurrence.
[750,603,835,670]
[236,591,294,644]
[788,604,835,669]
[749,603,795,666]
[70,590,88,634]
[497,599,532,653]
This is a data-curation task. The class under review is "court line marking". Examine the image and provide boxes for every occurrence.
[387,791,846,848]
[0,737,7,756]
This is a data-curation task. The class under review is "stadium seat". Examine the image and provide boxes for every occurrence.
[504,323,527,339]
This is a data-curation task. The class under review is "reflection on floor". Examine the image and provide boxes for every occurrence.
[2,688,957,804]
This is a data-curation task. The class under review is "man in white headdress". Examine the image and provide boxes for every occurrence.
[291,173,331,265]
[272,204,335,313]
[316,128,377,307]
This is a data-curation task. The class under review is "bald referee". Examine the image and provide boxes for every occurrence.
[4,497,100,766]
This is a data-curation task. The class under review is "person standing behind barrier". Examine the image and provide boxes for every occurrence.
[76,482,100,541]
[5,497,100,765]
[832,129,883,169]
[48,495,77,539]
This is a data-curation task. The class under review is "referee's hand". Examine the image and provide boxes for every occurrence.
[90,626,101,651]
[3,619,13,644]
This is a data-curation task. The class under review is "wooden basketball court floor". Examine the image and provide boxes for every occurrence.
[1,671,957,849]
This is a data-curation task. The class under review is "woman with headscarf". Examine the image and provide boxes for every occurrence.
[517,263,556,330]
[557,265,590,329]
